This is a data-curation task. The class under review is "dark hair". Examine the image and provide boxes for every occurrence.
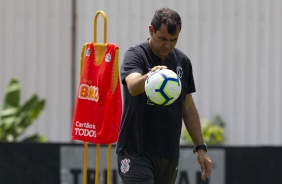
[151,8,182,35]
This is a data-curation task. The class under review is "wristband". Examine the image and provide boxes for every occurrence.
[193,143,207,154]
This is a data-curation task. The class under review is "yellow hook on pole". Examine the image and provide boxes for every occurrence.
[94,10,107,43]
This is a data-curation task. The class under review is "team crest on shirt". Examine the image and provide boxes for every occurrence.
[86,48,91,56]
[120,158,130,174]
[105,53,111,62]
[176,66,183,79]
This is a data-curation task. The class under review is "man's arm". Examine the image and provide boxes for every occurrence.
[125,66,167,96]
[125,73,148,96]
[183,93,212,180]
[183,94,203,145]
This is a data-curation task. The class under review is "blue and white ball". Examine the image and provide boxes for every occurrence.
[145,69,182,106]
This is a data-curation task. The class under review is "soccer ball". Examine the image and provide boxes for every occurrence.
[145,69,182,106]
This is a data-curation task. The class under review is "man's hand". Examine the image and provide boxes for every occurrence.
[148,65,167,76]
[197,150,212,180]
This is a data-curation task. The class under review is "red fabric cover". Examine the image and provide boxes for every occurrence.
[71,43,121,144]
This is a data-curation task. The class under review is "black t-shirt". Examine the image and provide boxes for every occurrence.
[116,41,196,159]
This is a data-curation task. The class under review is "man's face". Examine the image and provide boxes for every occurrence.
[149,23,180,59]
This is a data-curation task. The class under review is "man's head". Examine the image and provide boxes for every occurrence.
[149,8,182,60]
[151,8,182,35]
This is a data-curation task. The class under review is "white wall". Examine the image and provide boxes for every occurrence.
[0,0,281,145]
[0,0,73,142]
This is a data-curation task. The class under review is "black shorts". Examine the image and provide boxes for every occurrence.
[117,150,179,184]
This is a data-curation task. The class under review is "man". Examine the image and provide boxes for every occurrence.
[116,7,212,184]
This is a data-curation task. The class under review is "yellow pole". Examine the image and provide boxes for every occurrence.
[93,10,108,184]
[81,45,88,184]
[95,144,100,184]
[107,144,112,184]
[83,142,88,184]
